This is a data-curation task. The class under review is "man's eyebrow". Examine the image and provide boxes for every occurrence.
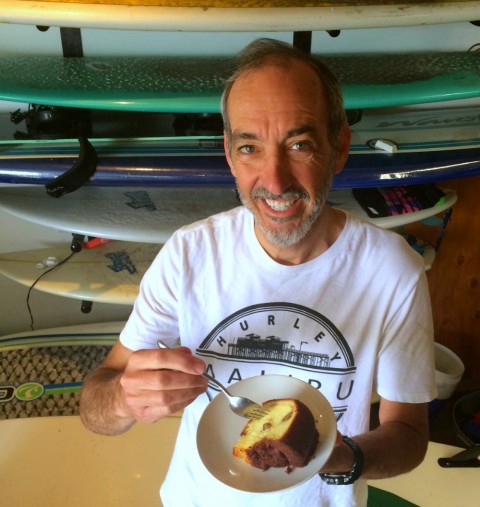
[285,125,317,139]
[231,126,317,142]
[231,131,258,141]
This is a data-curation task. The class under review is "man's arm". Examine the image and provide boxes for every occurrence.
[321,398,429,480]
[79,340,208,436]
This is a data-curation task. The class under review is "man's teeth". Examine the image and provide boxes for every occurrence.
[265,199,295,211]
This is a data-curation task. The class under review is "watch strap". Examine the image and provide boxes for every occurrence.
[320,436,364,485]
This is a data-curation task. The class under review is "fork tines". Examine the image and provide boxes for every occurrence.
[245,405,269,420]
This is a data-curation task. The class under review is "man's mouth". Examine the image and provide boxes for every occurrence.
[265,198,296,212]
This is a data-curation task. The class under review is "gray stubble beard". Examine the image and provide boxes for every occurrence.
[235,168,334,247]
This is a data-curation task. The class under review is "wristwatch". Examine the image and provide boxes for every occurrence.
[320,436,364,485]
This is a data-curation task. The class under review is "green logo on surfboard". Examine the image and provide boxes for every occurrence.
[15,382,44,401]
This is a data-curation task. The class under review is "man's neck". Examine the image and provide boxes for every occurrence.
[254,206,346,266]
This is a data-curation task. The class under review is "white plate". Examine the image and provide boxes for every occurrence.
[196,374,337,493]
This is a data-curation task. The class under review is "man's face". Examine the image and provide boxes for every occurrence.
[224,61,348,248]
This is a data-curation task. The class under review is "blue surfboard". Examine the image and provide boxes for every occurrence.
[0,139,479,189]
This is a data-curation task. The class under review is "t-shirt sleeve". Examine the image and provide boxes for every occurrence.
[119,233,183,351]
[375,269,437,403]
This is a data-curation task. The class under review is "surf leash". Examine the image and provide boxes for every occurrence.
[26,250,76,331]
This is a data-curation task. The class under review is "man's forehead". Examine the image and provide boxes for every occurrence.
[227,62,325,117]
[234,59,320,87]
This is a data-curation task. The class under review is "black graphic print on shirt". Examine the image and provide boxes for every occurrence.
[196,302,356,421]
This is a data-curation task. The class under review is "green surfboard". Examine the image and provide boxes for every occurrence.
[0,52,479,112]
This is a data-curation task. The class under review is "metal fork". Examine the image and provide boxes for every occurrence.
[156,340,269,420]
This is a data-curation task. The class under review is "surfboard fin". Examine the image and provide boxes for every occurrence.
[45,135,97,197]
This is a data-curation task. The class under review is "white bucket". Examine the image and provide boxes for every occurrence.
[434,342,465,400]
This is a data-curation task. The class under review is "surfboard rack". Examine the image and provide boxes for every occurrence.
[172,113,224,136]
[9,106,363,141]
[70,234,86,253]
[10,104,92,140]
[81,300,93,313]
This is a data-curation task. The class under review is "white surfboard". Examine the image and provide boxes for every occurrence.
[349,104,480,154]
[0,185,457,244]
[0,241,161,304]
[2,1,480,31]
[0,186,241,244]
[0,232,437,307]
[0,415,181,507]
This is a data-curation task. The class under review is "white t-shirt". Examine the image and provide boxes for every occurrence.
[120,206,437,507]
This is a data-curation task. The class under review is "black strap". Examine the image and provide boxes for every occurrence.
[45,136,97,197]
[293,31,312,55]
[60,27,83,57]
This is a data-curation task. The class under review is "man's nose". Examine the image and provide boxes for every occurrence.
[261,149,293,195]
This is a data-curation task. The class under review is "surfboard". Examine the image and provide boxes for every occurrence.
[2,1,480,31]
[0,422,472,507]
[0,241,161,304]
[0,185,457,243]
[0,321,122,418]
[0,421,473,507]
[330,187,457,230]
[1,138,478,188]
[0,415,181,507]
[0,186,241,242]
[0,52,479,112]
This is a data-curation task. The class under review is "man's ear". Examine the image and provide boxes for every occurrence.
[333,124,351,175]
[224,130,235,175]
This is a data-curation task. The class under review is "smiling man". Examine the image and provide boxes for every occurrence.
[222,51,350,263]
[80,39,437,507]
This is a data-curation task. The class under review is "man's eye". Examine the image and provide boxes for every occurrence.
[291,141,311,151]
[239,145,256,154]
[290,141,313,160]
